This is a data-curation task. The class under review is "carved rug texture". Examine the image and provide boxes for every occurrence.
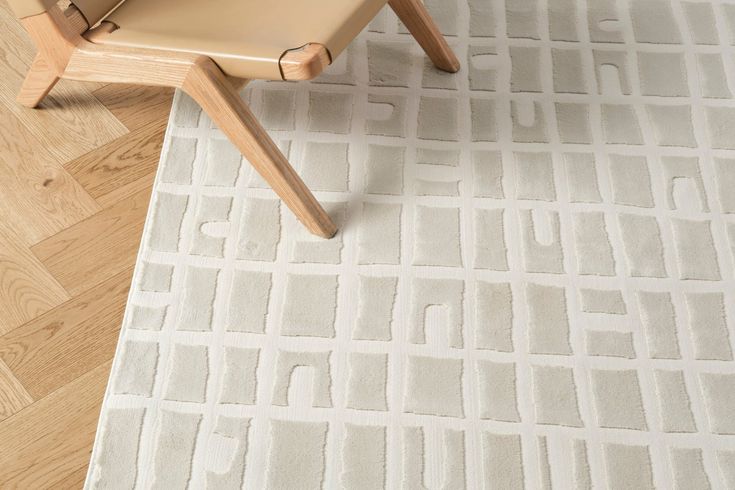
[86,1,735,488]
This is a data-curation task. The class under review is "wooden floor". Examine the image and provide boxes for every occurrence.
[0,3,173,487]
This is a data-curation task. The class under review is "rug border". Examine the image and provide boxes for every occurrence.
[82,89,184,490]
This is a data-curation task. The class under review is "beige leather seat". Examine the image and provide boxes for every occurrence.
[83,0,388,80]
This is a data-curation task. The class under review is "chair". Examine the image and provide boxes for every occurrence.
[8,0,460,237]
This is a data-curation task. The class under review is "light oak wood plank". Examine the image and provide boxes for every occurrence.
[94,172,155,209]
[0,1,128,163]
[31,188,151,295]
[0,9,169,483]
[0,359,33,421]
[64,117,166,200]
[0,268,131,400]
[53,465,89,489]
[92,83,173,131]
[0,226,70,335]
[0,102,102,245]
[0,360,112,489]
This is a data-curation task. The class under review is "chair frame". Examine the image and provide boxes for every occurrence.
[17,0,460,238]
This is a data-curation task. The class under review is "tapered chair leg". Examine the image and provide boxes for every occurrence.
[17,54,59,108]
[183,58,337,238]
[389,0,460,73]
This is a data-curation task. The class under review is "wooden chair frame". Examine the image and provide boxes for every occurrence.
[17,0,460,238]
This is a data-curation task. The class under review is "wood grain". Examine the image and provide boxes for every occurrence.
[0,359,33,421]
[0,226,70,335]
[0,360,112,489]
[53,466,89,490]
[64,117,166,199]
[0,102,101,245]
[0,2,128,164]
[0,268,132,399]
[92,83,174,130]
[93,171,157,209]
[280,43,331,80]
[31,188,152,295]
[15,7,87,108]
[16,52,58,107]
[0,3,172,484]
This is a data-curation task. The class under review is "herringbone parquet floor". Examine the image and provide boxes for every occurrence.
[0,2,173,487]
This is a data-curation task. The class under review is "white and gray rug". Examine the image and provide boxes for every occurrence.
[85,0,735,488]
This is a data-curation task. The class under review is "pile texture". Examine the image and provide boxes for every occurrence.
[86,1,735,488]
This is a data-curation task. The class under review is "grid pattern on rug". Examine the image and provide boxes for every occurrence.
[86,1,735,488]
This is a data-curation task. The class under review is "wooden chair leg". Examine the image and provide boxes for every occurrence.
[389,0,460,73]
[17,53,60,108]
[182,58,337,239]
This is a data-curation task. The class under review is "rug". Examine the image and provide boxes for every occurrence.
[85,1,735,488]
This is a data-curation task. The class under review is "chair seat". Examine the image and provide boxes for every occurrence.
[97,0,388,80]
